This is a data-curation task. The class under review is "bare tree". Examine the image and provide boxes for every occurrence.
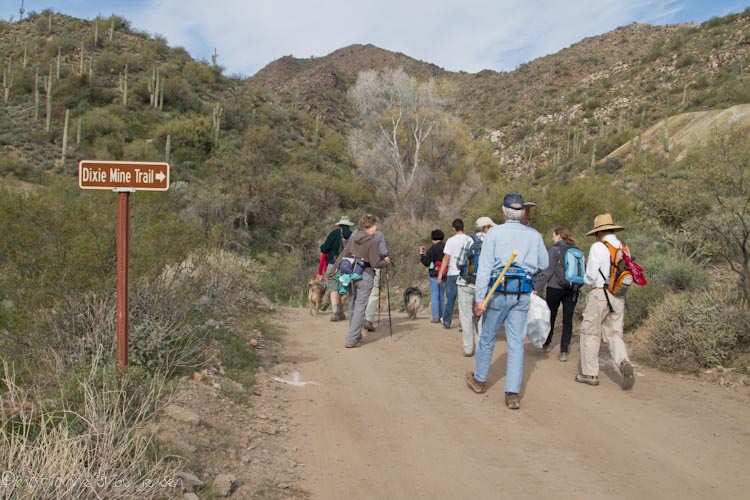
[348,68,445,216]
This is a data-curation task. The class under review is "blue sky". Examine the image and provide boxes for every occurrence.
[2,1,747,78]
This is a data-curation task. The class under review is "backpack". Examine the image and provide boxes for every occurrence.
[602,240,634,297]
[459,235,483,284]
[326,227,348,264]
[555,245,585,290]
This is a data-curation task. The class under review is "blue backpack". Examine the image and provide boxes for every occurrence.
[459,235,483,284]
[557,245,585,290]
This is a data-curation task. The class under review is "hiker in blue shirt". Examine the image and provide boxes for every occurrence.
[465,194,548,410]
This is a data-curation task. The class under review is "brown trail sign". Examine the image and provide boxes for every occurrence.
[78,160,169,191]
[78,160,171,368]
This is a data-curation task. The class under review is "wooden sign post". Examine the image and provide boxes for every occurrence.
[78,160,170,369]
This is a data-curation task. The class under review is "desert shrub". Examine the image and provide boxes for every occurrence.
[162,76,200,112]
[94,49,131,74]
[0,358,180,500]
[79,107,127,144]
[182,60,216,87]
[624,279,667,331]
[675,54,697,69]
[657,257,708,291]
[153,116,213,164]
[143,249,272,319]
[645,289,750,370]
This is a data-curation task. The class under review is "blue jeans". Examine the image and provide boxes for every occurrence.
[474,292,530,394]
[428,275,445,320]
[442,275,459,327]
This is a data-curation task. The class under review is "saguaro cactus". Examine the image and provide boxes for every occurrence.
[61,109,70,163]
[34,67,39,121]
[118,64,128,106]
[212,104,223,142]
[148,66,162,108]
[44,70,53,132]
[3,65,13,105]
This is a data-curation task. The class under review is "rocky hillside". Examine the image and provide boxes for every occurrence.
[247,44,447,128]
[247,10,750,178]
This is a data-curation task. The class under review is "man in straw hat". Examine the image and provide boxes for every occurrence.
[575,213,636,390]
[320,216,355,322]
[465,194,548,410]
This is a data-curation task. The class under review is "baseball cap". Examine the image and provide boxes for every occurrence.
[502,193,524,210]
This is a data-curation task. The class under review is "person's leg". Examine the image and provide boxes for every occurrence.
[559,290,577,353]
[427,275,440,321]
[457,284,475,354]
[364,268,381,324]
[543,287,564,349]
[503,294,531,394]
[473,293,510,383]
[442,275,459,327]
[602,295,628,364]
[579,289,608,376]
[437,279,446,320]
[345,274,374,347]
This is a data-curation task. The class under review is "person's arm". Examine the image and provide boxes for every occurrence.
[534,245,556,293]
[438,253,451,284]
[419,245,435,267]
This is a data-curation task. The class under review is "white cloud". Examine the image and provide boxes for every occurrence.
[121,0,704,77]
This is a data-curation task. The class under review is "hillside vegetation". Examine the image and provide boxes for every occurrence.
[1,7,749,498]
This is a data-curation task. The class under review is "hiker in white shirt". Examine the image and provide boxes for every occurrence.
[576,213,635,390]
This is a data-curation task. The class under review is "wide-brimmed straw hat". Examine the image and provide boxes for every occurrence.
[335,216,355,227]
[585,213,625,236]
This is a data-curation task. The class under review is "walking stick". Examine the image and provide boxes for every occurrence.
[599,270,615,313]
[480,250,518,310]
[385,264,393,337]
[377,269,381,326]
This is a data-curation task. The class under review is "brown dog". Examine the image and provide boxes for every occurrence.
[308,277,326,316]
[404,287,422,320]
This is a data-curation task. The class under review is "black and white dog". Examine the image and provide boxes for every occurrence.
[403,287,422,320]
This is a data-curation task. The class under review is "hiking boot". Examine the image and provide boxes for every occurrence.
[505,393,521,410]
[320,303,329,312]
[329,312,341,322]
[345,340,362,348]
[620,360,635,390]
[430,318,441,324]
[465,372,486,394]
[543,344,552,353]
[575,374,599,386]
[364,320,375,332]
[558,352,568,362]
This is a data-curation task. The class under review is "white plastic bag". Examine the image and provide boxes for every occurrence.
[526,293,550,348]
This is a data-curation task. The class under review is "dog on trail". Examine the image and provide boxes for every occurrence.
[308,277,326,316]
[404,287,422,320]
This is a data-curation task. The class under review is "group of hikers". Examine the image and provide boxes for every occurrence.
[315,193,637,410]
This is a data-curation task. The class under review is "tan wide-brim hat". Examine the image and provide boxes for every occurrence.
[335,216,355,227]
[586,213,625,236]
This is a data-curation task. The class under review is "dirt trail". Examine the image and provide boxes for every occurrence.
[270,306,750,500]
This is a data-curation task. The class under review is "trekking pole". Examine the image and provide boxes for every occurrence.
[599,270,615,313]
[377,269,381,326]
[480,250,518,309]
[385,264,393,337]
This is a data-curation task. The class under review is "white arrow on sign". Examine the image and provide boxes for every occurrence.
[155,171,166,182]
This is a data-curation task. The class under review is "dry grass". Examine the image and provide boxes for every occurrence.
[0,354,181,500]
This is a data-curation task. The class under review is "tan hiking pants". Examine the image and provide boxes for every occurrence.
[579,288,629,376]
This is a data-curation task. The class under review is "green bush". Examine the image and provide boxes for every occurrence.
[645,289,749,370]
[658,257,708,291]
